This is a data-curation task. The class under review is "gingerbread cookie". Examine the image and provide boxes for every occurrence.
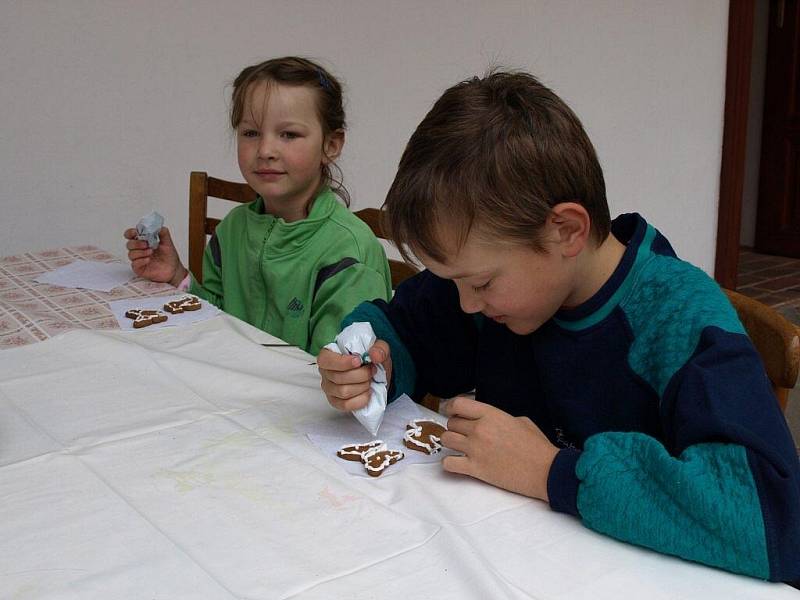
[336,440,404,477]
[163,295,202,314]
[336,440,386,462]
[362,447,404,477]
[125,309,168,329]
[403,419,446,455]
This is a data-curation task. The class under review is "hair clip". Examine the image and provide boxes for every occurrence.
[317,68,331,91]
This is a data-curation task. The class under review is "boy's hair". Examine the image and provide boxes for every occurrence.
[385,70,609,263]
[230,56,349,205]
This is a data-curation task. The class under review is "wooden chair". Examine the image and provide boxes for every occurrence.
[724,288,800,412]
[188,173,420,288]
[352,209,438,412]
[188,172,433,407]
[188,171,256,283]
[353,207,419,289]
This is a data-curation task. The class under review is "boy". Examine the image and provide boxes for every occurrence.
[318,71,800,582]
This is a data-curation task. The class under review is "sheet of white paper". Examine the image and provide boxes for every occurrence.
[109,294,221,330]
[33,259,134,292]
[304,394,456,477]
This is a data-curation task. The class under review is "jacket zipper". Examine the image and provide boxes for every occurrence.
[258,220,276,330]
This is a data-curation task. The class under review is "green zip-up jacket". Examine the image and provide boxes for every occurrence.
[190,188,392,355]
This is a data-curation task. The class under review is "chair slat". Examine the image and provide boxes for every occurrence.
[188,172,254,283]
[724,288,800,412]
[354,207,418,290]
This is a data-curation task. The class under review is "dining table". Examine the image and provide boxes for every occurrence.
[0,247,796,599]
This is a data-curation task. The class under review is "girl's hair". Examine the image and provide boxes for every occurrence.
[230,56,350,205]
[385,70,609,263]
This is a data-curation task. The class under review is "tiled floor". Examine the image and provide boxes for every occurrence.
[736,248,800,326]
[736,248,800,452]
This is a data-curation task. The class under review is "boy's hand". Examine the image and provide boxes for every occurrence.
[318,340,392,412]
[123,226,186,286]
[441,396,559,502]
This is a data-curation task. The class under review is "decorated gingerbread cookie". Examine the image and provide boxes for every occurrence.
[124,309,168,329]
[362,447,404,477]
[336,440,386,462]
[163,295,202,314]
[336,439,404,477]
[403,419,446,455]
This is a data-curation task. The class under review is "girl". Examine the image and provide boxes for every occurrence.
[124,57,392,354]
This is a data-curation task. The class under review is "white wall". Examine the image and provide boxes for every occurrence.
[0,1,728,273]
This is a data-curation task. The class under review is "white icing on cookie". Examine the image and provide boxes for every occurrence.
[362,447,404,476]
[336,440,385,461]
[164,295,201,313]
[403,419,445,454]
[125,309,168,328]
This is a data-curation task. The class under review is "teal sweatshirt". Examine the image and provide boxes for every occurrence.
[341,213,800,582]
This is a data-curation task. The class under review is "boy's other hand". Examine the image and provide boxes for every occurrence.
[441,396,559,502]
[123,226,186,286]
[318,340,392,412]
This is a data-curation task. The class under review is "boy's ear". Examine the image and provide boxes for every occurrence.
[548,203,591,258]
[322,129,345,164]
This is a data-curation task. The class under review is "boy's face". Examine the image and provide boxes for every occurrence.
[417,227,577,336]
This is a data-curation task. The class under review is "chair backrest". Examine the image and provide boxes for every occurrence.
[188,171,256,283]
[353,208,437,410]
[188,173,419,289]
[724,288,800,412]
[352,208,419,289]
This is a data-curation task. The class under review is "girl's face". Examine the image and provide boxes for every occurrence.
[236,82,343,221]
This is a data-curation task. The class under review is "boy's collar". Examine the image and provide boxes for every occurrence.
[553,213,649,328]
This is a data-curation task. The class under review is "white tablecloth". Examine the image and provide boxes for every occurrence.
[0,315,794,599]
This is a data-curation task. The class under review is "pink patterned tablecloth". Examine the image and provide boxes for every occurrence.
[0,246,176,349]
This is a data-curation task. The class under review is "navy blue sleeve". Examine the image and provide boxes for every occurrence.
[662,328,800,582]
[373,270,479,401]
[568,325,800,581]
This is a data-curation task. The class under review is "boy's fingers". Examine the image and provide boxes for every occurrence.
[317,349,362,371]
[441,455,473,476]
[321,378,371,400]
[328,391,370,412]
[444,396,488,419]
[123,228,138,239]
[367,340,389,365]
[516,415,537,431]
[439,430,468,454]
[446,416,477,437]
[321,366,372,386]
[316,349,339,369]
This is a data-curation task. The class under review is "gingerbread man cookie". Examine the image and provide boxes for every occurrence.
[124,309,168,329]
[336,440,404,477]
[163,295,202,314]
[362,447,404,477]
[336,440,386,462]
[403,419,446,455]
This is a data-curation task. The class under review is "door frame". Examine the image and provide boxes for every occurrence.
[715,0,755,290]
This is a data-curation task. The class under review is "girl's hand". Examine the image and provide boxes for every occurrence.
[318,340,392,411]
[440,396,559,502]
[123,226,186,286]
